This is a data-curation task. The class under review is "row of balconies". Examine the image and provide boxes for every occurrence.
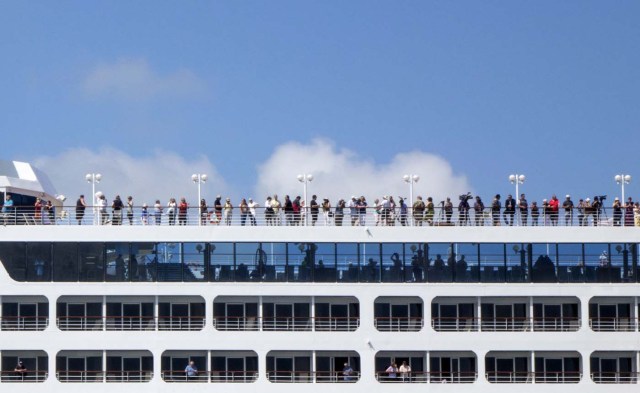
[1,350,638,384]
[1,295,638,332]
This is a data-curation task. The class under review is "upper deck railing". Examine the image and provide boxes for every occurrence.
[1,205,636,228]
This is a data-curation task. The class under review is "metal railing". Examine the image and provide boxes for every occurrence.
[591,372,639,383]
[212,316,359,332]
[431,317,479,331]
[2,205,632,228]
[589,317,637,332]
[486,371,582,383]
[57,370,152,382]
[0,371,48,382]
[532,317,581,332]
[266,371,360,383]
[431,317,580,332]
[481,317,531,332]
[0,316,48,331]
[162,370,258,383]
[56,316,205,331]
[376,371,477,383]
[374,317,424,332]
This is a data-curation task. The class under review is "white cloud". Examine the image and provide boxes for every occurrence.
[33,147,227,206]
[254,139,473,204]
[83,58,206,101]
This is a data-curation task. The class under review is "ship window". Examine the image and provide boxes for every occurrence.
[26,242,51,281]
[79,243,104,282]
[479,244,505,282]
[182,243,206,282]
[359,243,381,283]
[454,243,479,282]
[130,243,155,282]
[427,243,454,282]
[337,243,358,282]
[381,243,404,283]
[210,242,234,282]
[0,242,27,281]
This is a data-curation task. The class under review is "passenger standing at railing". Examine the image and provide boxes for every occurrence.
[563,195,574,226]
[358,196,368,226]
[624,197,634,226]
[504,195,516,226]
[112,195,124,225]
[322,198,332,226]
[473,196,484,226]
[98,194,108,225]
[582,198,592,226]
[531,201,540,226]
[347,196,358,226]
[184,360,198,380]
[373,198,381,226]
[380,197,389,226]
[272,195,281,225]
[34,197,43,225]
[634,202,640,226]
[577,199,585,226]
[335,199,345,226]
[248,198,258,226]
[214,195,223,224]
[153,200,162,225]
[45,200,55,225]
[549,195,560,226]
[167,198,177,225]
[458,196,470,226]
[413,196,425,226]
[199,199,208,226]
[342,363,354,381]
[309,195,319,226]
[399,361,411,382]
[224,198,233,225]
[75,195,86,225]
[385,362,398,380]
[388,196,397,226]
[178,197,188,225]
[399,197,408,226]
[425,197,435,226]
[612,197,623,226]
[14,360,27,381]
[444,198,453,224]
[283,195,293,225]
[2,194,14,225]
[264,196,273,225]
[491,194,501,226]
[592,196,602,226]
[126,196,134,225]
[240,198,249,226]
[141,203,149,225]
[292,196,301,225]
[519,194,528,226]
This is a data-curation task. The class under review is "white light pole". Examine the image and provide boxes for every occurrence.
[614,174,632,202]
[403,174,420,226]
[509,174,525,226]
[192,174,208,226]
[297,174,313,226]
[85,173,102,225]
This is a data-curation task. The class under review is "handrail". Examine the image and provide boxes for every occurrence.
[375,371,477,383]
[0,370,48,382]
[431,317,581,332]
[162,370,258,383]
[266,371,360,383]
[213,316,359,332]
[486,371,582,383]
[2,205,631,227]
[0,316,49,331]
[374,317,424,332]
[591,372,639,383]
[56,370,152,382]
[56,316,205,331]
[589,317,637,331]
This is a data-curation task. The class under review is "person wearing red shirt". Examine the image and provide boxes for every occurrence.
[549,195,560,226]
[178,197,189,226]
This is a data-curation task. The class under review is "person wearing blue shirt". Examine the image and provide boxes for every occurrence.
[2,194,14,225]
[185,360,198,380]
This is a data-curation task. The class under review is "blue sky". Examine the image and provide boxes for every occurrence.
[1,1,639,204]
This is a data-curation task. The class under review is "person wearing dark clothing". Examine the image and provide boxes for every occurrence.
[473,196,485,226]
[491,194,501,226]
[563,195,574,226]
[519,194,528,226]
[504,195,516,226]
[444,198,453,224]
[613,197,623,226]
[75,195,87,225]
[310,195,319,226]
[112,195,124,225]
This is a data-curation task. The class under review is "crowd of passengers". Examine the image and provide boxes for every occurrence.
[3,192,640,227]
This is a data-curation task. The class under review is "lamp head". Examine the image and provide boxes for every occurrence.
[413,175,420,182]
[85,174,92,182]
[297,174,304,182]
[624,174,632,183]
[615,175,622,184]
[508,174,516,183]
[403,174,410,183]
[518,174,525,183]
[191,174,198,182]
[201,174,208,182]
[306,174,313,182]
[95,174,102,182]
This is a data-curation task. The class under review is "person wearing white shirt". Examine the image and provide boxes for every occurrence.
[248,198,258,226]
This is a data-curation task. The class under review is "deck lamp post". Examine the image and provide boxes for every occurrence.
[85,173,102,225]
[297,174,313,226]
[509,174,525,226]
[403,174,420,226]
[614,174,632,203]
[192,174,208,226]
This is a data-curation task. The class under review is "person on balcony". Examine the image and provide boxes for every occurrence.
[185,360,198,380]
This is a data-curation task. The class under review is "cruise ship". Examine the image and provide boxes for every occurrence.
[0,160,639,392]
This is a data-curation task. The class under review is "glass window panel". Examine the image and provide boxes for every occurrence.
[210,242,234,282]
[479,244,504,282]
[105,243,130,282]
[313,243,336,282]
[155,242,181,282]
[381,243,404,282]
[557,243,583,283]
[183,243,206,282]
[130,243,156,282]
[26,242,51,281]
[455,243,478,282]
[428,243,453,282]
[336,243,358,283]
[406,243,427,282]
[584,243,610,283]
[0,242,26,281]
[610,244,629,282]
[359,243,380,283]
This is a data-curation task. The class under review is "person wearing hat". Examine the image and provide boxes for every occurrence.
[612,197,623,226]
[563,195,574,226]
[530,201,539,226]
[247,198,258,226]
[141,203,149,225]
[224,197,233,226]
[14,360,27,380]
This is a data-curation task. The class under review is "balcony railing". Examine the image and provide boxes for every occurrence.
[4,205,628,228]
[589,317,637,332]
[481,317,531,332]
[0,371,48,382]
[486,371,581,383]
[431,317,479,331]
[162,370,258,383]
[57,316,205,331]
[57,370,152,382]
[532,317,580,332]
[431,317,580,332]
[0,316,48,331]
[592,372,639,383]
[374,317,424,332]
[212,316,359,332]
[376,371,477,383]
[266,371,360,383]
